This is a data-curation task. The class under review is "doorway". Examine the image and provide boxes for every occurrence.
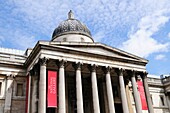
[47,108,55,113]
[115,103,123,113]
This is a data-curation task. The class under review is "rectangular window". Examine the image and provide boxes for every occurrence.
[17,83,23,96]
[160,95,165,106]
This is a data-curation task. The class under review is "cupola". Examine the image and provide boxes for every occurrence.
[52,10,94,42]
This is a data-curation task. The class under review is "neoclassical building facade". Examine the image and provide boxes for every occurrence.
[0,11,169,113]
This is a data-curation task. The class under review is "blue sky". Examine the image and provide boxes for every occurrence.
[0,0,170,76]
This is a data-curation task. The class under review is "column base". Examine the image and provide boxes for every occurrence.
[4,108,11,113]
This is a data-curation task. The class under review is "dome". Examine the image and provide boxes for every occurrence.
[52,10,94,42]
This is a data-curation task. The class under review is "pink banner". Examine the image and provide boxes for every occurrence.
[25,75,29,113]
[137,81,148,110]
[48,71,57,107]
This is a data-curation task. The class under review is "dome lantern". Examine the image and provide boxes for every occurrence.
[68,10,74,19]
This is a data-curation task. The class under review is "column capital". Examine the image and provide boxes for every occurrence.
[29,63,39,76]
[56,59,66,68]
[6,74,15,79]
[73,62,82,70]
[102,66,111,74]
[165,92,168,96]
[117,68,125,76]
[88,64,97,72]
[40,57,48,66]
[131,70,136,77]
[141,72,148,79]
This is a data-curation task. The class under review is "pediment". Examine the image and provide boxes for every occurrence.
[48,42,148,64]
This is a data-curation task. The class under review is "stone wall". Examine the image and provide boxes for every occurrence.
[0,99,5,113]
[11,99,25,113]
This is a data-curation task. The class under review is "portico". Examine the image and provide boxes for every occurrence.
[28,56,151,113]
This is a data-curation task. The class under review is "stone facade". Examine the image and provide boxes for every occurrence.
[0,48,26,113]
[147,76,170,113]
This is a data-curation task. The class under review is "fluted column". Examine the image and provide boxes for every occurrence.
[131,71,142,113]
[90,65,100,113]
[141,73,154,113]
[38,57,47,113]
[74,62,84,113]
[118,69,129,113]
[105,67,115,113]
[58,60,66,113]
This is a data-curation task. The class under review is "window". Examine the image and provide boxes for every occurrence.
[160,95,165,106]
[17,83,23,96]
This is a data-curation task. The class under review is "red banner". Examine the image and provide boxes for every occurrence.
[137,81,148,110]
[48,71,57,107]
[25,75,30,113]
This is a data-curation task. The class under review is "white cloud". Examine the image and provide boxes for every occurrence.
[120,11,170,58]
[9,30,36,50]
[4,0,170,46]
[168,32,170,38]
[93,31,105,42]
[1,0,170,51]
[0,36,5,44]
[155,54,166,60]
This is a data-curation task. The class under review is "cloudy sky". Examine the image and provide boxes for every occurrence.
[0,0,170,76]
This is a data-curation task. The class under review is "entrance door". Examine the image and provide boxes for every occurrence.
[47,108,55,113]
[115,104,123,113]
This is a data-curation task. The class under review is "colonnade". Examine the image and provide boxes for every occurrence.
[34,58,154,113]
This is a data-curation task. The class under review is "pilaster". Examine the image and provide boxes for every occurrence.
[4,74,15,113]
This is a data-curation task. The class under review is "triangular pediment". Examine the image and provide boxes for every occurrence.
[48,42,148,64]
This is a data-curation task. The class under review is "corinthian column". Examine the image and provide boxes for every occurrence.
[141,73,154,113]
[58,60,66,113]
[74,62,84,113]
[105,67,115,113]
[131,71,142,113]
[90,65,100,113]
[118,69,129,113]
[38,57,47,113]
[31,67,39,113]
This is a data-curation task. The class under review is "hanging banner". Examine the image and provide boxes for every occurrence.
[48,70,57,107]
[25,74,30,113]
[137,81,148,110]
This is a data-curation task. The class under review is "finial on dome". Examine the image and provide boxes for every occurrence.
[68,10,74,19]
